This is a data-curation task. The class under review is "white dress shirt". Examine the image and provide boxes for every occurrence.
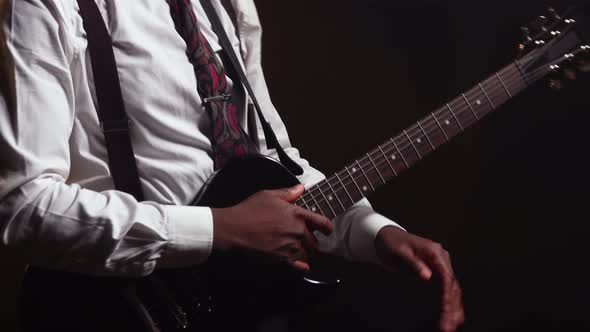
[0,0,400,276]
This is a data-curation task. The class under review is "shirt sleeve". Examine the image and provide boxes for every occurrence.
[0,0,213,277]
[239,1,404,263]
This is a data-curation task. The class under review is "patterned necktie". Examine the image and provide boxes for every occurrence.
[169,0,248,169]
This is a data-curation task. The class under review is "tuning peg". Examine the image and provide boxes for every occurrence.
[521,26,531,40]
[539,15,549,32]
[575,46,590,73]
[547,7,561,21]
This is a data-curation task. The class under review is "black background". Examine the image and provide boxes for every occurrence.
[2,1,590,331]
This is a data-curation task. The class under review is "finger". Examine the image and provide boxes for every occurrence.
[270,184,304,202]
[290,260,310,273]
[420,249,462,331]
[440,280,465,332]
[294,206,333,235]
[301,228,319,252]
[401,248,433,281]
[422,247,453,286]
[441,250,455,275]
[278,243,309,272]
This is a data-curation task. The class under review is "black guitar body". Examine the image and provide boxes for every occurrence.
[21,155,336,332]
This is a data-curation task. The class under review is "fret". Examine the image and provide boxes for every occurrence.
[316,186,336,218]
[462,93,479,120]
[334,172,355,204]
[312,200,325,216]
[417,121,436,150]
[403,130,422,159]
[390,137,409,168]
[307,189,326,216]
[506,65,528,95]
[432,112,449,141]
[496,72,512,97]
[446,103,464,131]
[505,66,526,93]
[295,197,303,208]
[367,153,385,184]
[326,179,345,212]
[344,166,365,197]
[377,144,397,176]
[299,195,312,210]
[478,83,495,110]
[355,160,375,191]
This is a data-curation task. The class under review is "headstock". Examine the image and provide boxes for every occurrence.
[516,6,590,89]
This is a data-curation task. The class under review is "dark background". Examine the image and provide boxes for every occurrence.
[2,1,590,331]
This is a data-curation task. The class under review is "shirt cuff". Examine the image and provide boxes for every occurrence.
[158,205,214,268]
[348,200,405,263]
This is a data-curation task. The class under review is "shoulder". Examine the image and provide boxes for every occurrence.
[230,0,262,64]
[7,0,77,36]
[6,0,78,65]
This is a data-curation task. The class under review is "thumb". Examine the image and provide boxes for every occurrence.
[272,184,304,202]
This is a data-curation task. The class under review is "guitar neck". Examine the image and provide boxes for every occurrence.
[295,61,533,219]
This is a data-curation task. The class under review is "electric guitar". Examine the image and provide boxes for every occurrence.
[20,6,590,332]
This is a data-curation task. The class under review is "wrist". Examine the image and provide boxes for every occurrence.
[374,225,405,259]
[211,207,234,251]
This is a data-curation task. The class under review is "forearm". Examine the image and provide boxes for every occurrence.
[0,0,13,110]
[0,174,213,276]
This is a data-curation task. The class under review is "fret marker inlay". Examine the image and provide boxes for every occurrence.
[417,138,422,143]
[445,119,451,125]
[391,155,397,160]
[476,100,482,105]
[362,186,368,191]
[311,206,317,212]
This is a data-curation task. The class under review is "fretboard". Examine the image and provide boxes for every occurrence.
[294,62,532,219]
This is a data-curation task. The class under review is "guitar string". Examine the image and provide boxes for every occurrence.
[295,62,527,210]
[300,61,557,217]
[297,63,529,213]
[298,47,562,210]
[299,63,559,218]
[299,35,583,209]
[297,46,568,209]
[296,55,564,217]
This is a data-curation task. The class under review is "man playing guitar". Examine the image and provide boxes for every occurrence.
[0,1,464,331]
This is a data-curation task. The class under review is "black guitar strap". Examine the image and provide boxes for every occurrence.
[200,0,304,176]
[77,0,145,201]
